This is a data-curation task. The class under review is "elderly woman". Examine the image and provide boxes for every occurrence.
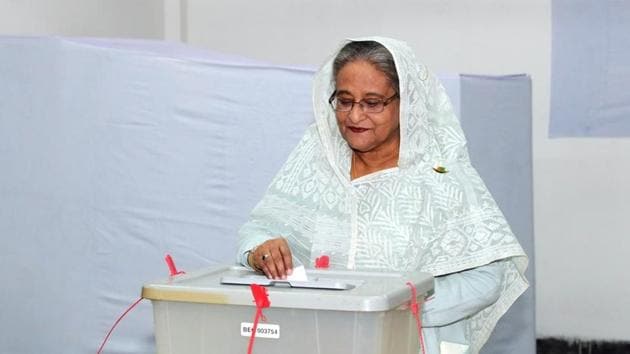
[237,37,528,354]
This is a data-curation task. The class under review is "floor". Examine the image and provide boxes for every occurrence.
[537,338,630,354]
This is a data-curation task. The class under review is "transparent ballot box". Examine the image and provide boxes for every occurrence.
[142,265,434,354]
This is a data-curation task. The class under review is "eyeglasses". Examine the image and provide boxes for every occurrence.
[328,91,399,113]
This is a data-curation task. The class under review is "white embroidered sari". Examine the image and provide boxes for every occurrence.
[238,37,528,354]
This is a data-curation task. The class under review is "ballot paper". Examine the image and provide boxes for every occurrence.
[287,265,308,281]
[440,341,469,354]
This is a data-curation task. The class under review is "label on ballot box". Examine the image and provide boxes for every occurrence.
[240,322,280,339]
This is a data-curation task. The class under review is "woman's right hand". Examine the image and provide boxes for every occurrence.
[248,237,293,279]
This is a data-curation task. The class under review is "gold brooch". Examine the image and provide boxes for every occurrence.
[432,165,448,174]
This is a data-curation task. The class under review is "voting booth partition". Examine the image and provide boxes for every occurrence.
[0,37,534,354]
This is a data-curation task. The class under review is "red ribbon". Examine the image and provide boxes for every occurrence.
[165,254,185,276]
[247,284,271,354]
[406,281,426,354]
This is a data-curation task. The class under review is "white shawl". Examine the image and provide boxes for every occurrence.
[239,36,528,353]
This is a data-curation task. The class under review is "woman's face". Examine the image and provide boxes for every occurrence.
[334,60,400,154]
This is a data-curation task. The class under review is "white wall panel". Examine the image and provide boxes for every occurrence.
[0,0,164,38]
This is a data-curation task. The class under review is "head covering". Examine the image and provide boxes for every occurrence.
[313,37,466,179]
[238,36,528,353]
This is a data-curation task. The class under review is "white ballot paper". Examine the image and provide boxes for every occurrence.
[287,265,308,281]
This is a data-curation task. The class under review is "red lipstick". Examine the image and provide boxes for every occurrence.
[348,127,368,133]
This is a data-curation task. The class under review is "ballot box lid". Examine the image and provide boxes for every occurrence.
[142,265,434,312]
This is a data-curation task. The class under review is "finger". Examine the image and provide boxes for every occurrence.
[260,254,274,279]
[254,246,271,277]
[260,262,271,279]
[278,241,293,275]
[264,250,280,279]
[270,247,286,279]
